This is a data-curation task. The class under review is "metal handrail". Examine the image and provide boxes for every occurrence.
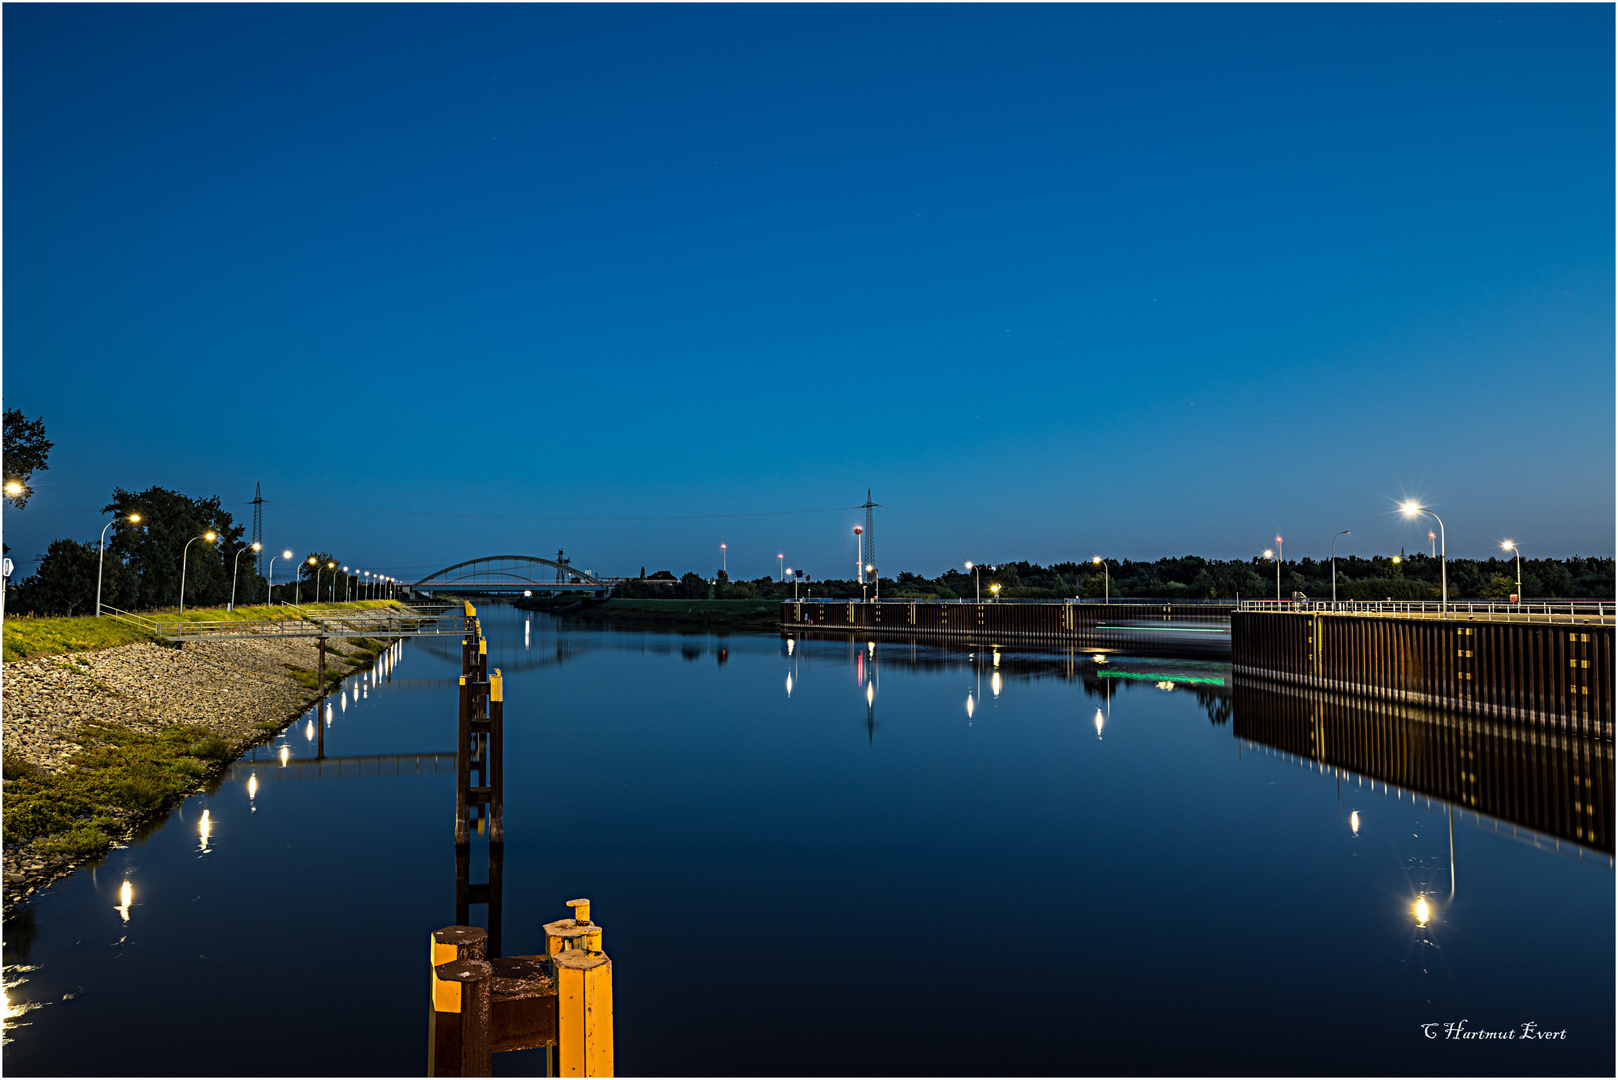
[1238,598,1612,624]
[786,597,1238,606]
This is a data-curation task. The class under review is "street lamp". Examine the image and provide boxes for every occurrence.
[1331,530,1350,607]
[326,561,337,603]
[1400,501,1447,610]
[342,566,350,603]
[300,556,317,605]
[720,543,727,575]
[853,526,864,601]
[989,582,1001,602]
[778,553,784,583]
[1091,556,1111,603]
[96,514,142,615]
[965,561,980,602]
[1262,550,1277,602]
[1275,535,1284,601]
[179,531,218,614]
[3,480,22,498]
[268,550,293,606]
[231,542,263,611]
[867,563,878,601]
[1501,540,1523,603]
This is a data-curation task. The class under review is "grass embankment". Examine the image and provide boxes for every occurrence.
[2,722,255,857]
[2,600,400,661]
[2,605,404,900]
[581,598,781,628]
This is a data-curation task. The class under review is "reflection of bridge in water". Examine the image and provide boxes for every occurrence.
[1233,677,1613,859]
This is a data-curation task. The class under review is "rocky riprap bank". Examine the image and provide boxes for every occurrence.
[2,633,373,910]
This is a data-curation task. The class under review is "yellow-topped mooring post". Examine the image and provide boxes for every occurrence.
[429,926,492,1077]
[489,669,503,844]
[543,899,614,1076]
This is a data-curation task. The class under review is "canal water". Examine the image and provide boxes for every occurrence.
[4,605,1612,1076]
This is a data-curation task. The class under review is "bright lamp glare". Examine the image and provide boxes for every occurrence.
[1401,501,1421,517]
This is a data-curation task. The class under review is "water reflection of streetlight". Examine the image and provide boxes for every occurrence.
[198,809,212,853]
[1094,708,1104,739]
[248,772,258,807]
[966,693,975,719]
[279,744,290,768]
[991,671,1002,698]
[785,672,793,698]
[1349,810,1360,835]
[116,880,133,922]
[1414,897,1430,925]
[305,720,315,742]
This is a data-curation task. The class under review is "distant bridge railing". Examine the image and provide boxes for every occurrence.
[1238,598,1613,625]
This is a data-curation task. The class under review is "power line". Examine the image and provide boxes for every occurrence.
[253,500,864,523]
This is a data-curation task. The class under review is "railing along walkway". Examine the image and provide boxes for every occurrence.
[1238,599,1612,625]
[102,603,469,642]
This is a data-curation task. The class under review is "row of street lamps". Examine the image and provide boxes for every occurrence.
[88,512,397,616]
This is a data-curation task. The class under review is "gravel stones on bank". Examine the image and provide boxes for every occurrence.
[2,634,362,907]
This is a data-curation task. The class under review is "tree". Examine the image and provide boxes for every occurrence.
[676,571,709,600]
[9,538,136,616]
[3,410,52,509]
[103,486,244,610]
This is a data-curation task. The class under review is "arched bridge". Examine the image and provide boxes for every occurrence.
[403,553,613,597]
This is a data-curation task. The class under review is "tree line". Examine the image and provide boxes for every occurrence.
[5,485,381,617]
[614,554,1615,603]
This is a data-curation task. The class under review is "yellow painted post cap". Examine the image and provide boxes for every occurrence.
[490,671,503,702]
[568,898,591,925]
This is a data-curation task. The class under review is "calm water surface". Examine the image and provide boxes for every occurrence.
[4,606,1612,1075]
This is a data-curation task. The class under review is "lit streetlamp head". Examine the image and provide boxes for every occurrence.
[307,556,317,565]
[129,514,142,524]
[964,561,973,570]
[1392,556,1402,565]
[204,531,217,542]
[853,525,863,535]
[990,583,1001,595]
[1092,556,1102,565]
[1262,549,1273,559]
[282,550,293,560]
[3,480,23,496]
[1501,540,1515,551]
[1400,500,1422,517]
[252,542,262,552]
[327,561,335,569]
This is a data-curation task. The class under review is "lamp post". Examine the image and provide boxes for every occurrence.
[268,550,293,606]
[989,582,1001,603]
[1401,502,1448,610]
[300,556,316,605]
[231,542,263,611]
[1275,535,1284,601]
[867,563,878,601]
[1331,530,1350,607]
[179,531,218,614]
[1501,540,1523,603]
[1262,549,1276,602]
[1091,557,1110,603]
[326,561,336,603]
[853,526,864,601]
[95,513,141,617]
[720,543,727,575]
[778,553,784,583]
[342,566,350,603]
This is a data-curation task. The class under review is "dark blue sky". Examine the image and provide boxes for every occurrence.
[4,4,1612,582]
